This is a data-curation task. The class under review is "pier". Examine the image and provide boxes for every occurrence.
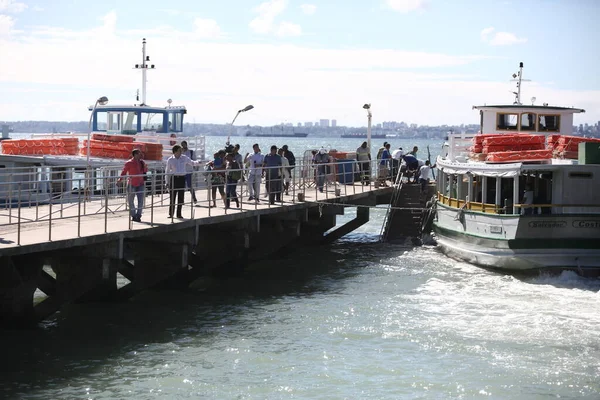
[0,165,398,326]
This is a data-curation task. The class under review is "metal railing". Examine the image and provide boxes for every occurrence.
[0,158,397,245]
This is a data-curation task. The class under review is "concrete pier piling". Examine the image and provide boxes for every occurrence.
[0,183,399,327]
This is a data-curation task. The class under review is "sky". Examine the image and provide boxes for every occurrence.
[1,0,599,127]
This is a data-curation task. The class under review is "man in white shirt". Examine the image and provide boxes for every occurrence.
[391,147,404,182]
[522,185,534,215]
[418,160,436,193]
[245,143,264,201]
[166,144,201,218]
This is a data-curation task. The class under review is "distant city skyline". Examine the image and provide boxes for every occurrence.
[1,0,599,126]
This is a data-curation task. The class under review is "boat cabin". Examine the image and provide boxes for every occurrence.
[474,105,584,136]
[89,104,187,135]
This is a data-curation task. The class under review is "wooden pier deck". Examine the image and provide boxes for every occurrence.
[0,181,390,255]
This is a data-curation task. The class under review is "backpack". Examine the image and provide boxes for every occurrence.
[229,160,242,180]
[286,151,296,166]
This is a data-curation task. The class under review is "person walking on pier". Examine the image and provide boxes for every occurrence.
[356,141,371,185]
[278,148,291,195]
[263,145,283,204]
[418,160,436,193]
[313,148,329,192]
[225,152,241,208]
[166,144,201,218]
[207,151,227,208]
[118,149,147,222]
[245,143,264,201]
[282,144,295,186]
[378,143,391,187]
[181,140,198,204]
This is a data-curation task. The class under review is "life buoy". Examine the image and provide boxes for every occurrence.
[92,133,135,143]
[486,149,552,163]
[1,138,79,155]
[482,143,544,154]
[482,134,545,147]
[170,133,177,146]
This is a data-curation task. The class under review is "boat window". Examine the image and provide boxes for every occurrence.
[168,113,183,132]
[520,113,536,131]
[141,112,163,132]
[96,111,108,131]
[123,111,138,134]
[569,172,593,179]
[538,114,560,132]
[497,113,518,130]
[107,112,122,132]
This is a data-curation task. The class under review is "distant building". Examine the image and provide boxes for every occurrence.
[297,123,302,127]
[305,122,313,127]
[331,119,337,127]
[319,119,329,127]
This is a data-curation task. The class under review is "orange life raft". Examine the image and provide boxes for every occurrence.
[486,149,553,163]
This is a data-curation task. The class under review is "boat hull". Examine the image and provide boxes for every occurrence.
[433,203,600,272]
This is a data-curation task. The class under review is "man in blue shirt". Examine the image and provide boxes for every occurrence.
[402,154,420,183]
[263,145,283,204]
[378,143,391,186]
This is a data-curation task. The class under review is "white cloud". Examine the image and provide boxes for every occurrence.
[0,0,27,13]
[300,4,316,15]
[0,14,15,36]
[159,8,182,16]
[386,0,428,13]
[480,27,527,46]
[0,12,597,126]
[194,18,223,39]
[250,0,298,36]
[276,21,302,37]
[480,26,494,41]
[100,10,117,34]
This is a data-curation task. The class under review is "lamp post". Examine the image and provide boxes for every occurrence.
[85,96,108,200]
[227,105,254,146]
[363,103,372,151]
[87,96,109,166]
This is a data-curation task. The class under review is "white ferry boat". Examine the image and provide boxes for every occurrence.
[431,63,600,273]
[0,39,205,205]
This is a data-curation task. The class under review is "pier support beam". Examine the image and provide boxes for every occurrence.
[322,206,369,244]
[0,255,43,326]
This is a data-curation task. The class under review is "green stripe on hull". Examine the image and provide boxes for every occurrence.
[433,224,600,250]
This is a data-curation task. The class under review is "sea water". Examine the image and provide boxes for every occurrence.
[1,136,599,399]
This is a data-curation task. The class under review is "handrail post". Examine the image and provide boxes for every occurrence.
[17,182,21,245]
[48,194,52,241]
[150,172,155,227]
[77,178,82,237]
[8,173,12,224]
[105,178,109,233]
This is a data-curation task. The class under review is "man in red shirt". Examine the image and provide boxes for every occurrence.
[118,149,148,222]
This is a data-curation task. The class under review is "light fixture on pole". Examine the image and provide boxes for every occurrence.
[227,105,254,146]
[363,103,372,151]
[87,96,109,166]
[85,96,108,200]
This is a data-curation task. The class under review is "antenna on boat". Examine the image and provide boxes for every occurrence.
[509,62,531,105]
[133,38,155,106]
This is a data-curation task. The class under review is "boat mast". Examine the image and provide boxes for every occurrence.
[511,62,530,105]
[134,38,155,106]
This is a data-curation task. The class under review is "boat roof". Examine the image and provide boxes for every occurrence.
[88,104,187,113]
[473,104,585,113]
